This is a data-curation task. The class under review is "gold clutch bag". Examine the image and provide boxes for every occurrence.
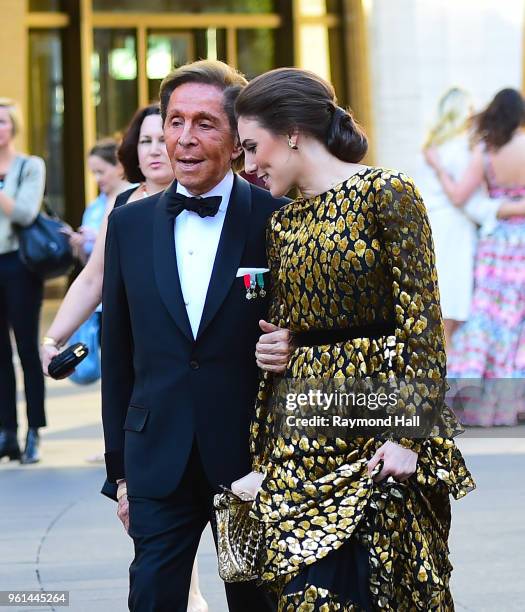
[213,487,263,582]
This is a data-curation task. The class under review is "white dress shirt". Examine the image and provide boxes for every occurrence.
[174,170,234,338]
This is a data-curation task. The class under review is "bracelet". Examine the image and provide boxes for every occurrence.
[42,336,58,347]
[116,486,128,501]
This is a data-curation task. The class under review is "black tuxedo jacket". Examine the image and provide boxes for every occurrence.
[101,175,287,499]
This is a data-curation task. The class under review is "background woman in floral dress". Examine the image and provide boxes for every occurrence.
[427,88,525,426]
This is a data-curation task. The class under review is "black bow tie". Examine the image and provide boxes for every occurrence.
[165,191,222,219]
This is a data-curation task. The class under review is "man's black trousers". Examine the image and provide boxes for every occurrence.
[127,441,275,612]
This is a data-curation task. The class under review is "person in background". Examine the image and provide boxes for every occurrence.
[40,104,208,612]
[65,139,130,266]
[421,88,485,349]
[426,88,525,426]
[40,108,170,369]
[65,140,129,463]
[0,98,46,464]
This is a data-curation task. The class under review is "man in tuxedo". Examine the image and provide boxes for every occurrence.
[101,60,290,611]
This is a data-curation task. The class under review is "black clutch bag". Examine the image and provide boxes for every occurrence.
[48,343,89,379]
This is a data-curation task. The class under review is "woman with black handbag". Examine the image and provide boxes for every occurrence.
[0,98,46,464]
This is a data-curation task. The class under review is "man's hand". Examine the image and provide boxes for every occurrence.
[255,320,293,373]
[117,480,130,533]
[367,441,418,483]
[231,471,265,500]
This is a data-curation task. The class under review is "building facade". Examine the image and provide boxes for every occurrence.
[2,0,524,225]
[4,0,369,224]
[366,0,525,187]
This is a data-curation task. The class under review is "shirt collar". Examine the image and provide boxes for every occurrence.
[176,170,234,213]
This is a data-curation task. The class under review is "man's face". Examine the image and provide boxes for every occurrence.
[164,82,240,195]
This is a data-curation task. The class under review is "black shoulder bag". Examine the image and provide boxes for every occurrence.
[14,159,74,280]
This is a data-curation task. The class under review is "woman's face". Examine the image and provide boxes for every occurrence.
[137,113,173,185]
[87,154,122,194]
[237,116,298,198]
[0,107,15,148]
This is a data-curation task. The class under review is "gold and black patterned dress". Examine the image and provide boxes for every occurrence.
[250,168,476,611]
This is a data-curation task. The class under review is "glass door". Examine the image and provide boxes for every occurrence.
[28,29,65,215]
[146,31,195,102]
[92,29,138,138]
[89,8,286,140]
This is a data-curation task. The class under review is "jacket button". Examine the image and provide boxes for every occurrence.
[189,360,199,370]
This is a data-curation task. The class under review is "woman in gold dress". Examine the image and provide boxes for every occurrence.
[232,68,476,611]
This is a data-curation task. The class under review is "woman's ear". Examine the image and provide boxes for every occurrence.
[287,127,299,150]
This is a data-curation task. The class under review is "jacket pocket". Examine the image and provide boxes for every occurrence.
[123,405,149,432]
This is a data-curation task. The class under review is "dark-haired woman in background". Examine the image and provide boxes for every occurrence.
[232,68,475,610]
[426,88,525,426]
[41,104,172,369]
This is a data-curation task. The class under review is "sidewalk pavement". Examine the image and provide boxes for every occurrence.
[0,374,228,612]
[0,300,226,611]
[0,300,524,611]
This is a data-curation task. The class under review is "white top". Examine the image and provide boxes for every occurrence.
[418,134,498,233]
[174,170,234,338]
[417,134,481,321]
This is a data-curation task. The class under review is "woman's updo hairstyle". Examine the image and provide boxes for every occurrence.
[235,67,367,163]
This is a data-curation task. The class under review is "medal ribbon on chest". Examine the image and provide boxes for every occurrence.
[243,273,255,300]
[244,272,267,299]
[256,272,266,297]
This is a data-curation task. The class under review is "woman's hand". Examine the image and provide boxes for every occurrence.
[367,440,418,483]
[423,146,441,171]
[78,226,98,243]
[231,471,265,500]
[40,343,73,378]
[65,230,89,263]
[68,231,87,251]
[40,343,59,376]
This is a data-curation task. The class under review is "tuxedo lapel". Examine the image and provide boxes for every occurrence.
[153,182,194,342]
[197,175,252,340]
